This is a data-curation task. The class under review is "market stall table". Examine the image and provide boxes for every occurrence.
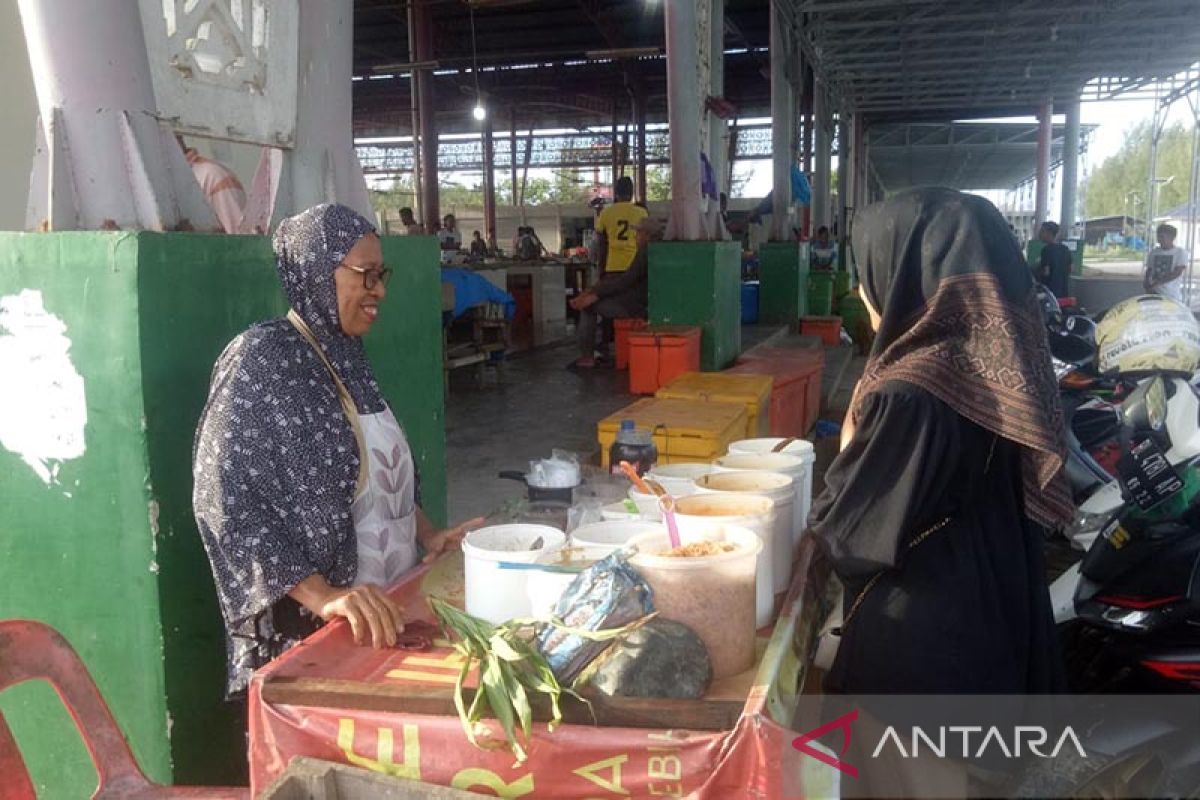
[249,540,832,799]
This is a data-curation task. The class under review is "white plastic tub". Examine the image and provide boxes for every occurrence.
[693,471,794,596]
[712,452,808,554]
[645,463,715,498]
[570,520,665,554]
[629,527,762,679]
[673,493,776,628]
[724,440,816,543]
[462,524,566,624]
[627,487,664,520]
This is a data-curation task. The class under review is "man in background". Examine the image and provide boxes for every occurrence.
[571,216,661,370]
[594,176,648,277]
[178,135,245,233]
[398,207,424,235]
[1145,223,1190,303]
[1035,221,1072,299]
[469,230,489,258]
[438,213,463,251]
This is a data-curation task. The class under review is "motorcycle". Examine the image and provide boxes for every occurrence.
[1051,375,1200,693]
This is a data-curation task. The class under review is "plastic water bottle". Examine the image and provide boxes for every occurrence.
[610,419,658,476]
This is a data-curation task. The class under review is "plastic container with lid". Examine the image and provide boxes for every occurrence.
[629,526,762,679]
[613,318,649,370]
[628,325,702,395]
[609,419,658,476]
[673,493,776,628]
[693,471,794,595]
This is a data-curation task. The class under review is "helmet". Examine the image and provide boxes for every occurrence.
[1095,295,1200,376]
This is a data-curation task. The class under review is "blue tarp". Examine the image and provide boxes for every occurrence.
[440,268,517,321]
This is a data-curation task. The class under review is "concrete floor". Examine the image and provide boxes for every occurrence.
[443,329,865,523]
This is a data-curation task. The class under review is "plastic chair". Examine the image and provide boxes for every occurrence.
[0,619,248,800]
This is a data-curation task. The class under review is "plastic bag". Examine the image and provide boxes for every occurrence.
[527,450,581,489]
[536,550,653,683]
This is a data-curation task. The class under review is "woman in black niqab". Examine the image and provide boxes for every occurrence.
[811,188,1070,693]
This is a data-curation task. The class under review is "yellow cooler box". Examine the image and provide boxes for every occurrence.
[654,372,773,438]
[598,398,749,469]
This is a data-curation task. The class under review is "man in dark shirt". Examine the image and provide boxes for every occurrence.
[1035,221,1072,299]
[570,216,661,369]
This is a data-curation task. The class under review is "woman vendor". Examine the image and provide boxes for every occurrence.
[811,188,1071,696]
[193,203,482,697]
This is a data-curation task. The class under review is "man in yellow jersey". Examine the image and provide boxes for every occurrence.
[571,216,661,369]
[594,176,648,276]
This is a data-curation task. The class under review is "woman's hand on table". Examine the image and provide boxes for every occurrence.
[421,516,487,564]
[290,575,405,648]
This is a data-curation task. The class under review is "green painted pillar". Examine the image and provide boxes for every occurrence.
[757,241,809,324]
[648,241,742,370]
[0,232,444,796]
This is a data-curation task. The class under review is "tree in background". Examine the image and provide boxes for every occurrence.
[646,166,671,201]
[1085,121,1196,219]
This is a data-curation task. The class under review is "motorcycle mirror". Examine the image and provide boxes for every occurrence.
[1048,332,1094,365]
[1121,376,1168,433]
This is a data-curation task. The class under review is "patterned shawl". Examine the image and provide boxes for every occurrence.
[852,188,1072,529]
[193,204,382,695]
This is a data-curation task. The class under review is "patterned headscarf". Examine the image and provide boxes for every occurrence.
[193,204,382,695]
[273,203,384,412]
[852,188,1072,529]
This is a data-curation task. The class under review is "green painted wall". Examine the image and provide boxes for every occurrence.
[0,232,172,796]
[648,241,742,370]
[758,242,809,324]
[0,232,445,796]
[372,236,447,526]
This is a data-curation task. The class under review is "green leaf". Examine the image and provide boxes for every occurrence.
[481,653,526,761]
[488,633,526,663]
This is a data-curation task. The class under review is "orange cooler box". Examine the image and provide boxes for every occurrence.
[800,316,843,347]
[727,358,823,436]
[654,372,773,438]
[737,346,825,434]
[613,318,649,370]
[628,326,702,395]
[597,398,748,469]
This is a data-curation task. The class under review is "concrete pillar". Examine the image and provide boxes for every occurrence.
[634,89,648,202]
[510,108,519,206]
[812,80,832,231]
[413,0,439,232]
[664,1,703,240]
[769,0,792,241]
[407,4,423,222]
[290,0,373,221]
[1035,101,1052,228]
[482,116,496,249]
[18,0,215,231]
[837,114,850,240]
[707,0,728,198]
[1060,97,1080,238]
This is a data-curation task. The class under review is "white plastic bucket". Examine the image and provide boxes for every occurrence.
[629,526,762,679]
[570,520,665,554]
[600,499,643,521]
[673,493,776,628]
[627,487,664,520]
[712,452,808,553]
[462,524,566,624]
[645,463,715,498]
[693,471,794,596]
[725,440,816,542]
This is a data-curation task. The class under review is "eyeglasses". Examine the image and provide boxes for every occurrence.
[340,263,392,290]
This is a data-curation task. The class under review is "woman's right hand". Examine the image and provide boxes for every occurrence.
[318,584,406,648]
[290,575,405,648]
